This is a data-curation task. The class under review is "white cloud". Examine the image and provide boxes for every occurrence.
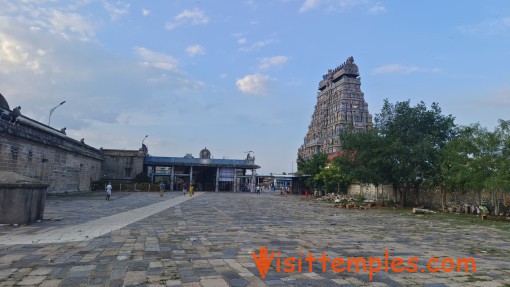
[142,8,150,17]
[299,0,385,14]
[0,0,18,13]
[368,3,386,14]
[258,56,288,69]
[373,64,419,75]
[236,74,270,95]
[373,64,440,75]
[103,1,130,21]
[232,33,248,45]
[299,0,321,13]
[186,44,205,57]
[25,60,42,74]
[48,9,96,41]
[0,32,44,74]
[458,17,510,36]
[36,49,47,56]
[0,1,98,42]
[135,47,179,71]
[238,39,273,52]
[0,39,28,65]
[165,8,209,30]
[245,0,256,8]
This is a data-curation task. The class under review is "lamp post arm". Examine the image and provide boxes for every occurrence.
[48,101,66,126]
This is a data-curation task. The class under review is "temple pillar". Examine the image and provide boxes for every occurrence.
[233,167,237,192]
[170,166,174,191]
[189,166,193,187]
[215,167,219,192]
[251,169,256,193]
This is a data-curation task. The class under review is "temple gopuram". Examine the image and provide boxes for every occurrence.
[298,56,373,159]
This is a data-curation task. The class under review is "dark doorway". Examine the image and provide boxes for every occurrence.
[192,167,216,191]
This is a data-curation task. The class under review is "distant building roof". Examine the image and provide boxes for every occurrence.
[199,147,211,159]
[327,151,342,161]
[145,156,259,169]
[327,149,356,161]
[0,93,9,110]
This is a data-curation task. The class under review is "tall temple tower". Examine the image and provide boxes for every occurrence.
[298,56,373,159]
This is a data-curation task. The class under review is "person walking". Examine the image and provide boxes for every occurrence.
[183,184,187,196]
[256,185,260,195]
[159,182,165,197]
[106,182,112,200]
[189,184,194,197]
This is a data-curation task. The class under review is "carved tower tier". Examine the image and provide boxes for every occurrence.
[298,56,373,159]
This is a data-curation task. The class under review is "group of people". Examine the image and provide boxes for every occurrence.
[105,181,196,200]
[162,182,195,197]
[106,182,291,199]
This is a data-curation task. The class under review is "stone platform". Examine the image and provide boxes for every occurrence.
[0,191,509,286]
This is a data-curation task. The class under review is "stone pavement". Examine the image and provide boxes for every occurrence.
[0,191,509,287]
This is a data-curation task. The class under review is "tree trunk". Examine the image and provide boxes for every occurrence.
[401,185,407,207]
[441,189,446,212]
[414,182,420,206]
[493,190,500,215]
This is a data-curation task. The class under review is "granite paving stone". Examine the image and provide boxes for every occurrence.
[0,191,508,286]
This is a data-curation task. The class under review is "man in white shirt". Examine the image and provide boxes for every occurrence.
[106,182,112,200]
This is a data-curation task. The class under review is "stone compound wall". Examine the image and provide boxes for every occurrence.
[348,184,394,201]
[349,183,509,211]
[0,117,102,194]
[101,149,145,181]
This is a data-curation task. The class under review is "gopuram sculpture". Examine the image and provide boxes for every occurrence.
[298,56,373,159]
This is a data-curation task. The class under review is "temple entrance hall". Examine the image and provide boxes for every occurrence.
[144,148,259,192]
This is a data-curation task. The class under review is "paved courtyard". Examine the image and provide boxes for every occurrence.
[0,191,509,287]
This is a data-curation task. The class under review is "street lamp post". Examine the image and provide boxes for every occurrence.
[48,101,66,126]
[244,151,255,192]
[140,135,149,156]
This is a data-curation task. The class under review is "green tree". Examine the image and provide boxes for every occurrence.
[296,153,328,190]
[470,120,510,214]
[314,157,353,194]
[375,99,456,206]
[339,127,392,191]
[437,125,475,211]
[437,120,510,213]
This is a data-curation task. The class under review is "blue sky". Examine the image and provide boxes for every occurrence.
[1,0,509,174]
